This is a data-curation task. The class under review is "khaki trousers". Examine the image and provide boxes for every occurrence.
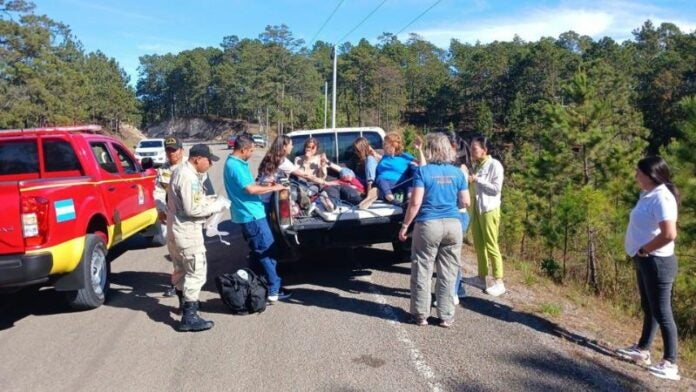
[410,218,462,321]
[182,252,207,302]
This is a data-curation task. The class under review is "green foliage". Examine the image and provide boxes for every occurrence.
[538,302,562,317]
[4,3,696,344]
[541,258,562,282]
[663,96,696,338]
[0,2,138,130]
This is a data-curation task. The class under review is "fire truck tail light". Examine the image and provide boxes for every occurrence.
[21,196,49,246]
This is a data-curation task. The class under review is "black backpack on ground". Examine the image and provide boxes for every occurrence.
[215,268,268,315]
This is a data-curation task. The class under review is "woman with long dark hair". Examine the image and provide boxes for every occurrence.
[347,136,381,209]
[257,135,326,187]
[469,135,505,297]
[618,156,681,381]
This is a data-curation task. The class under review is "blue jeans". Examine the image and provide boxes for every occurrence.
[240,218,281,295]
[375,177,411,199]
[454,212,470,298]
[635,254,679,363]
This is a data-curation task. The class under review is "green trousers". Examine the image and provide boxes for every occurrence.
[471,207,503,279]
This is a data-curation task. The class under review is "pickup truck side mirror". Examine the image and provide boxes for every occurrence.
[141,157,154,170]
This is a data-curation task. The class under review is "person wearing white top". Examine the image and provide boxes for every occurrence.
[469,135,506,297]
[617,156,681,381]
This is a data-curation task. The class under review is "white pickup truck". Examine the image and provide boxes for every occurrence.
[267,127,411,262]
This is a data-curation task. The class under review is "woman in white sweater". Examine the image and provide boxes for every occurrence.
[469,135,505,296]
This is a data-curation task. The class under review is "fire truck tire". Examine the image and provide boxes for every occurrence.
[65,233,110,310]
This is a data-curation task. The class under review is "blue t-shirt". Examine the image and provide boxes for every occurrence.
[413,163,467,222]
[376,152,415,182]
[223,155,266,223]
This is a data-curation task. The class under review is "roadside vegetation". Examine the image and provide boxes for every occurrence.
[2,0,695,376]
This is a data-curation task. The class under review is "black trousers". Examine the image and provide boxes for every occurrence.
[323,184,362,206]
[634,254,679,363]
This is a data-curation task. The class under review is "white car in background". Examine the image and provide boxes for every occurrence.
[252,134,266,148]
[134,138,166,166]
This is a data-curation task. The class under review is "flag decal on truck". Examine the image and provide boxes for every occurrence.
[55,199,76,222]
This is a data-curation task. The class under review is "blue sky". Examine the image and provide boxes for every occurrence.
[31,0,696,85]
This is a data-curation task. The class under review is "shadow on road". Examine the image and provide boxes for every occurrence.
[461,296,626,367]
[0,235,160,331]
[108,270,179,330]
[0,287,72,331]
[445,349,647,391]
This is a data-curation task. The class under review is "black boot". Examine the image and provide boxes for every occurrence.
[175,290,201,313]
[179,301,214,332]
[163,284,176,297]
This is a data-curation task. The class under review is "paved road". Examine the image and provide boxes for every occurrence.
[0,144,667,391]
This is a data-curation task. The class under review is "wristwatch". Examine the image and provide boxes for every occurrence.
[637,247,649,257]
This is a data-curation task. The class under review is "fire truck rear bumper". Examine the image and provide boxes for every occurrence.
[0,253,53,288]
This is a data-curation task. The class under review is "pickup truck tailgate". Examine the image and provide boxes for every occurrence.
[0,182,24,253]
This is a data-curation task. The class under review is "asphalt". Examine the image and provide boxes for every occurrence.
[0,144,688,391]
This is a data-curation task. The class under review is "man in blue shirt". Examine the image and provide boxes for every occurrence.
[223,134,291,302]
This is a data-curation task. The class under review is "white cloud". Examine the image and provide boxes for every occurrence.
[410,1,696,47]
[66,0,162,23]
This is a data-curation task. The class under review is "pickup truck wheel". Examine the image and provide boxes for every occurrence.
[392,240,412,263]
[65,233,109,310]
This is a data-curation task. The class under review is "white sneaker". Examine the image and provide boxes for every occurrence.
[616,344,651,366]
[648,360,680,381]
[485,281,506,297]
[268,291,292,302]
[453,294,460,305]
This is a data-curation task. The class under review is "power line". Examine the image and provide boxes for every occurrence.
[308,0,345,47]
[395,0,442,36]
[335,0,388,45]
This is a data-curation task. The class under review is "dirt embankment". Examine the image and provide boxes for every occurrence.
[145,117,259,141]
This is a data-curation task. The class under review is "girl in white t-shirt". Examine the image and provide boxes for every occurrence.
[617,156,681,381]
[257,135,327,208]
[257,135,327,187]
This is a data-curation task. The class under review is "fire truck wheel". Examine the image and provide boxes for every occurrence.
[66,233,110,310]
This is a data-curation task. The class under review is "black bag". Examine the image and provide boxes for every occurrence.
[215,268,268,315]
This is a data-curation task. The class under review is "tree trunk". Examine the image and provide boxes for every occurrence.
[586,224,599,293]
[562,223,568,281]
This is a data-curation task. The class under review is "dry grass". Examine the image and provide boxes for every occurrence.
[503,255,696,380]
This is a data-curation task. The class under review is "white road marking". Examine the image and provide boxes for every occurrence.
[360,271,443,392]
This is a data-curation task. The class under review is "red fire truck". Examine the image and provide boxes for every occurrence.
[0,125,158,309]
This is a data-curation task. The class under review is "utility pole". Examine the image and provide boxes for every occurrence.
[332,45,337,130]
[332,45,339,161]
[324,81,328,129]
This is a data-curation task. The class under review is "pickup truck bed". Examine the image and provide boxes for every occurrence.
[271,198,409,261]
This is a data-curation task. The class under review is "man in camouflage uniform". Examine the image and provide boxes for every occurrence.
[167,144,224,332]
[155,136,186,298]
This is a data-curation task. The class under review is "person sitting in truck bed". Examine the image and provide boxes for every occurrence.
[374,132,417,206]
[258,135,326,187]
[257,135,327,210]
[294,138,362,212]
[346,136,382,209]
[293,137,328,197]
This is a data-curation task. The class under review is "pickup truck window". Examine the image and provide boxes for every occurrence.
[43,139,82,173]
[113,143,137,174]
[138,140,164,148]
[91,142,118,174]
[336,132,361,163]
[0,140,38,175]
